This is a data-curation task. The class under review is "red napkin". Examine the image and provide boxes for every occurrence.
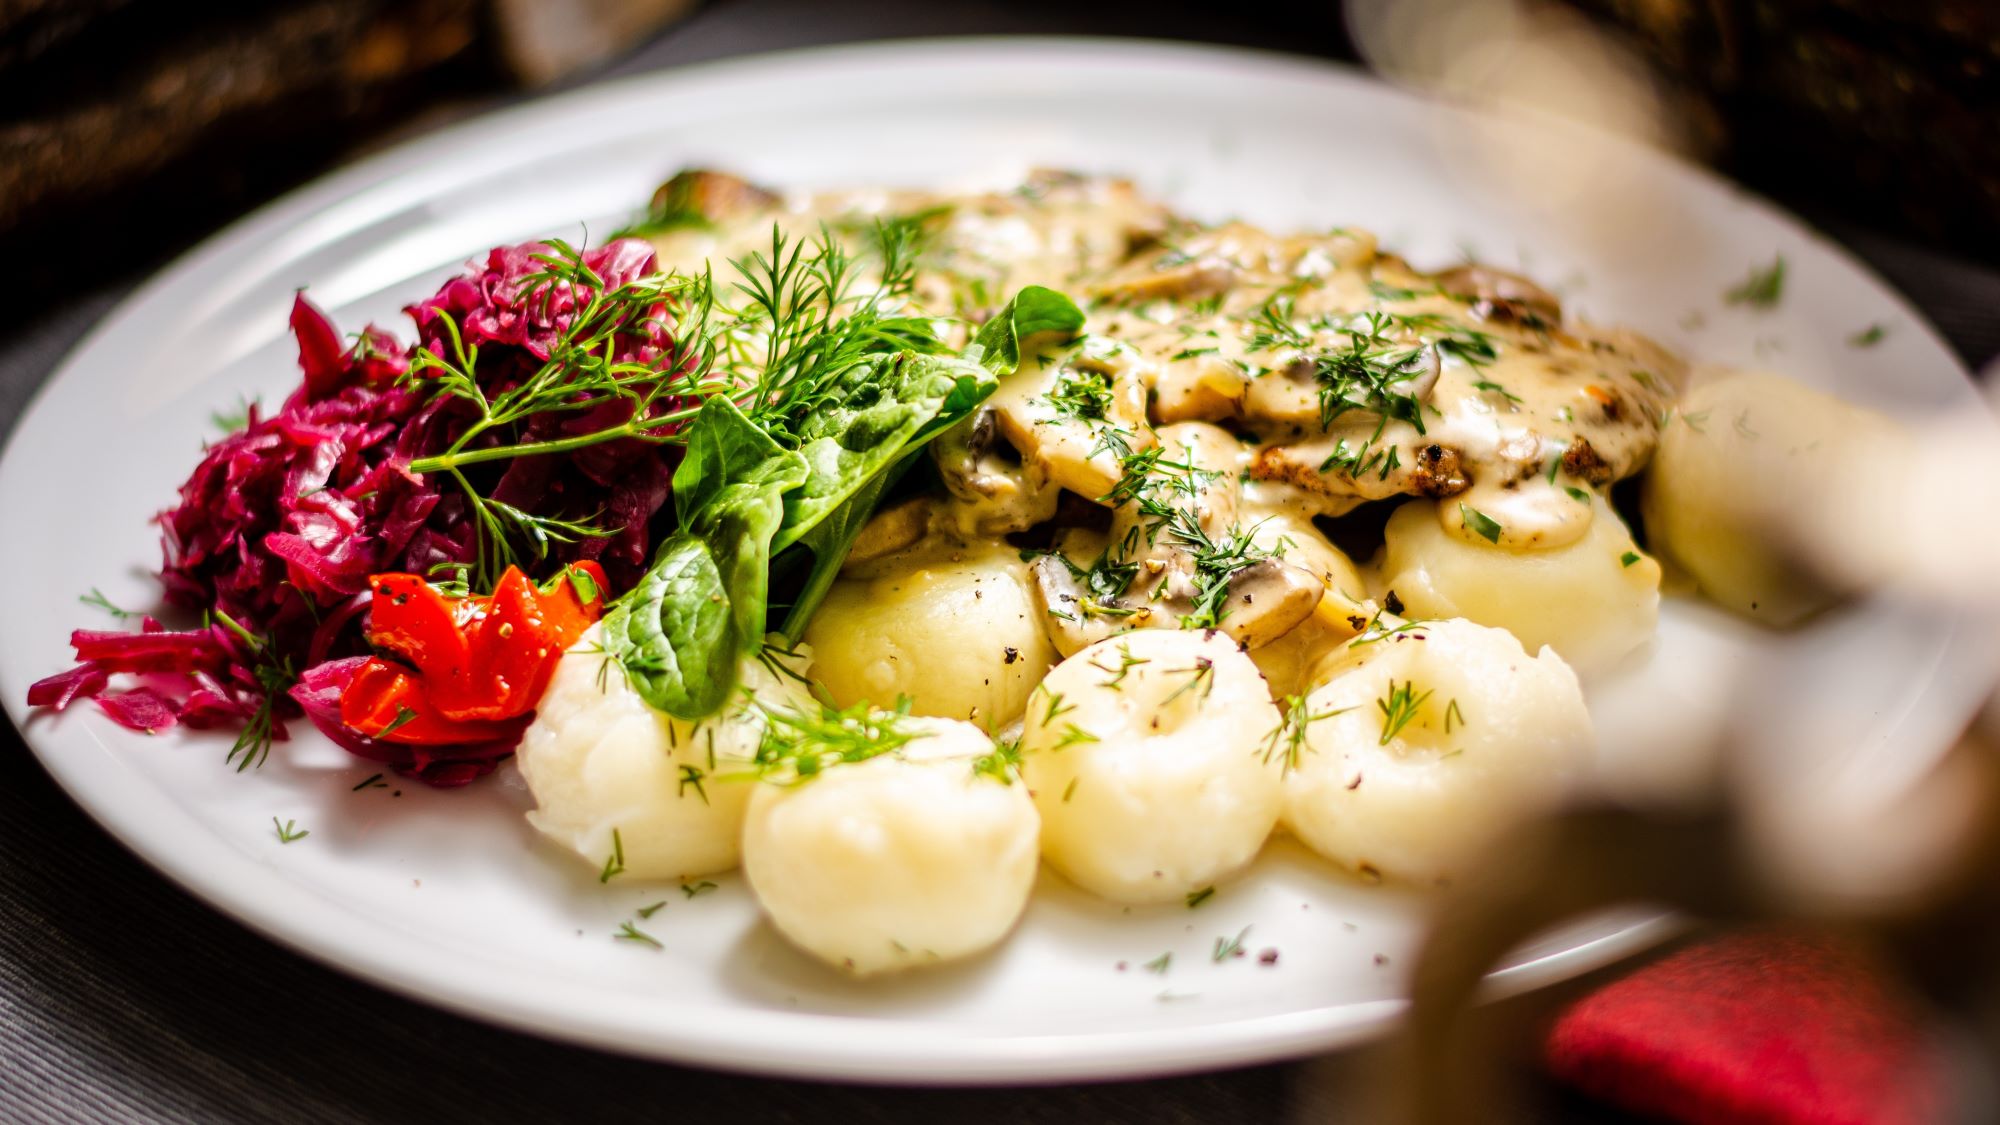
[1544,928,1948,1125]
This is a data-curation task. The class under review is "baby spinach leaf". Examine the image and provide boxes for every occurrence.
[672,395,795,523]
[612,397,808,718]
[772,351,994,553]
[970,286,1086,375]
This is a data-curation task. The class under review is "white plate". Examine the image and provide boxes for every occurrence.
[1,39,1990,1084]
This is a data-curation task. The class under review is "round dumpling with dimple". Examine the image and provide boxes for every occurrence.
[1377,494,1659,674]
[741,714,1039,976]
[516,625,812,881]
[805,543,1058,730]
[1019,629,1284,904]
[1282,617,1590,886]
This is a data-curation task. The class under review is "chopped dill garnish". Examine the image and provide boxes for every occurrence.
[1145,952,1173,974]
[1212,926,1251,962]
[210,393,257,434]
[1377,679,1434,745]
[751,697,917,785]
[1349,608,1427,648]
[1186,886,1216,910]
[637,901,668,919]
[1724,256,1785,308]
[79,588,138,620]
[1160,657,1216,707]
[614,921,662,949]
[1444,698,1466,734]
[351,773,387,792]
[272,817,308,844]
[599,828,627,884]
[972,737,1025,783]
[1458,504,1502,544]
[212,608,295,773]
[678,763,709,804]
[682,880,718,899]
[1086,642,1151,690]
[1260,693,1349,773]
[1849,324,1887,348]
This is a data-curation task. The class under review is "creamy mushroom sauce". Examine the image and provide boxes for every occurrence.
[647,170,1681,651]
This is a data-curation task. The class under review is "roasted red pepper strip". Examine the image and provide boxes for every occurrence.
[341,562,607,743]
[339,661,522,745]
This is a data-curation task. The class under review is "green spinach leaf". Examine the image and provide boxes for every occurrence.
[773,351,994,553]
[970,286,1086,375]
[611,397,808,718]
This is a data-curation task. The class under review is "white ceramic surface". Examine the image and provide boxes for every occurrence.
[0,39,1989,1083]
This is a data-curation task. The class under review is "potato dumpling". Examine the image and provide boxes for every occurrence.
[1020,629,1284,903]
[741,715,1039,976]
[516,626,811,881]
[1378,493,1660,674]
[1282,617,1590,886]
[805,543,1057,730]
[1641,371,1906,626]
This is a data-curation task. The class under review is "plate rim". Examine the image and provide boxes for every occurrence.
[0,35,1976,1084]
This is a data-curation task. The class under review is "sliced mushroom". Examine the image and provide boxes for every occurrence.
[931,408,1062,536]
[1195,557,1325,650]
[988,340,1156,502]
[646,169,779,226]
[1433,265,1562,327]
[1150,353,1251,425]
[1029,546,1160,657]
[840,496,934,572]
[1091,257,1238,305]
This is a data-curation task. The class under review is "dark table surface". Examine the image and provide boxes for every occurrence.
[4,2,1997,1122]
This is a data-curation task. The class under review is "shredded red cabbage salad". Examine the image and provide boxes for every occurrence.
[30,238,684,786]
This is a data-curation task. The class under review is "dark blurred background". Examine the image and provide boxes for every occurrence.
[3,0,1996,359]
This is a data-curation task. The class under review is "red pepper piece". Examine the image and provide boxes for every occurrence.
[338,659,522,745]
[365,573,471,676]
[344,562,609,737]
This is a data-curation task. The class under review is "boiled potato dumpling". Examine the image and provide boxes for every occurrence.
[516,626,811,881]
[741,714,1039,976]
[1377,493,1659,673]
[806,542,1057,729]
[1020,629,1284,903]
[1641,370,1906,625]
[1283,617,1590,885]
